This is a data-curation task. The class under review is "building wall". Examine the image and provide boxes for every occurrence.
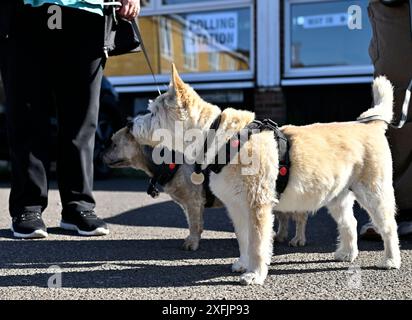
[104,0,374,125]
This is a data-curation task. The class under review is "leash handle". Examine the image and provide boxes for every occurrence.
[135,23,162,96]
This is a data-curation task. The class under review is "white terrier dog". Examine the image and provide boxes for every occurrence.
[131,65,400,285]
[102,126,308,250]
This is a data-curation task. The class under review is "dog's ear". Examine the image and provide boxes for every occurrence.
[126,120,134,131]
[169,63,186,97]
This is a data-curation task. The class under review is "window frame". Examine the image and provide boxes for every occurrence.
[140,0,154,10]
[182,28,199,71]
[159,17,174,60]
[283,0,373,79]
[109,0,254,88]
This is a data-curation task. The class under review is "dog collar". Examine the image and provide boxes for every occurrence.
[143,147,181,198]
[144,146,216,207]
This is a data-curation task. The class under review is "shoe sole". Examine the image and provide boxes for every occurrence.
[397,222,412,238]
[60,221,110,236]
[11,226,48,239]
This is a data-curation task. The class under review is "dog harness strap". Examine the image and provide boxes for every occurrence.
[146,149,181,198]
[206,124,254,174]
[250,119,291,196]
[274,126,290,196]
[202,118,291,196]
[202,169,216,208]
[194,114,223,175]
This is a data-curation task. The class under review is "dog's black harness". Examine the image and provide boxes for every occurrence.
[195,115,291,196]
[145,148,216,208]
[146,148,181,199]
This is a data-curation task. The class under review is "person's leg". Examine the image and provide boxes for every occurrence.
[363,1,412,238]
[0,3,51,238]
[50,6,108,235]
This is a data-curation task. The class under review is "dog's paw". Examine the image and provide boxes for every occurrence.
[239,272,266,286]
[289,236,306,247]
[231,259,247,273]
[377,258,401,270]
[334,248,358,262]
[182,235,200,251]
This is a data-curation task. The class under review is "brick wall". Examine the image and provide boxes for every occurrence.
[254,87,286,124]
[252,0,286,124]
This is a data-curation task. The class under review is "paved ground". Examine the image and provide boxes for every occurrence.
[0,177,411,300]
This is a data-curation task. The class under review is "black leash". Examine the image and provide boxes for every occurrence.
[410,0,412,37]
[135,23,162,96]
[396,79,412,128]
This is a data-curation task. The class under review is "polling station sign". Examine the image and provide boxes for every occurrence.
[186,12,238,53]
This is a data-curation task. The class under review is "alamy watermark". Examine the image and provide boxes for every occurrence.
[47,5,62,30]
[47,265,62,289]
[348,5,362,30]
[346,264,362,289]
[147,122,263,179]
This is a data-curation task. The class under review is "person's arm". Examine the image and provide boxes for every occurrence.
[118,0,140,21]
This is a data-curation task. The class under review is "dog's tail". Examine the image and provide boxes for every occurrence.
[357,76,394,125]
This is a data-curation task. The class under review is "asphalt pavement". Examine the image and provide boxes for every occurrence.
[0,177,411,300]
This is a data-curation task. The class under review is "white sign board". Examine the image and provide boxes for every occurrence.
[185,12,238,53]
[296,13,348,29]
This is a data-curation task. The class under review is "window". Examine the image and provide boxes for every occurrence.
[225,54,237,71]
[182,29,199,71]
[162,0,225,5]
[159,17,173,59]
[284,0,373,78]
[104,0,254,87]
[208,51,220,71]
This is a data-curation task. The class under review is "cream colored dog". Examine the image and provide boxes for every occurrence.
[131,66,401,285]
[102,127,308,250]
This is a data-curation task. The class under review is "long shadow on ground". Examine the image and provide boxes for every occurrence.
[0,203,410,289]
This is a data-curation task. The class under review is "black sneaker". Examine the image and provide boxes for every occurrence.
[60,210,109,236]
[11,212,48,239]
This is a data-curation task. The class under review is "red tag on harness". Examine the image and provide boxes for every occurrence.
[279,166,288,176]
[231,139,240,148]
[169,163,176,170]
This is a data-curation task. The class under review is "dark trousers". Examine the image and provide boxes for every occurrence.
[368,1,412,217]
[0,3,105,217]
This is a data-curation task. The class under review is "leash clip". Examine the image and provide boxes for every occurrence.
[147,179,160,198]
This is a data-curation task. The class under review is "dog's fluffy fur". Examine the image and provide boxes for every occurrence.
[132,67,401,285]
[102,128,308,251]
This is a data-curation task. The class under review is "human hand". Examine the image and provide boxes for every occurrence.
[118,0,141,21]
